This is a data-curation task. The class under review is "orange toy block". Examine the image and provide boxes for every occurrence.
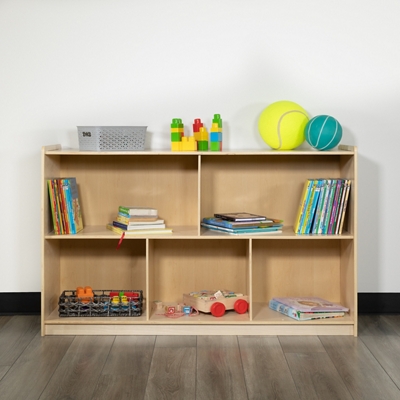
[76,286,93,303]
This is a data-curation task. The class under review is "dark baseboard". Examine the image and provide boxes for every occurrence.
[0,292,399,315]
[0,292,41,315]
[358,293,400,313]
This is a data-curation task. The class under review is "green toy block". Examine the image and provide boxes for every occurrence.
[198,140,208,151]
[171,132,181,142]
[210,141,220,151]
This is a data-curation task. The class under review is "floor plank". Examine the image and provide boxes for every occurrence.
[0,316,12,330]
[239,336,300,400]
[279,335,326,353]
[0,333,74,400]
[0,315,40,366]
[358,314,399,336]
[39,335,115,400]
[320,335,400,399]
[361,334,400,389]
[91,335,156,400]
[144,336,196,400]
[0,365,10,381]
[285,352,353,400]
[197,336,248,400]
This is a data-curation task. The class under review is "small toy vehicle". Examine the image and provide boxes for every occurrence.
[183,290,249,317]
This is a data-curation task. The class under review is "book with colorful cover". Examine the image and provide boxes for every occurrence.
[61,178,75,233]
[300,179,320,234]
[118,206,158,217]
[338,180,352,234]
[320,179,338,234]
[304,179,324,234]
[271,297,349,312]
[269,299,345,321]
[316,179,332,234]
[311,179,328,234]
[202,217,283,230]
[113,220,166,230]
[293,179,314,234]
[65,178,83,233]
[328,179,345,234]
[213,212,267,222]
[106,223,172,235]
[47,180,60,234]
[201,222,282,235]
[117,214,164,225]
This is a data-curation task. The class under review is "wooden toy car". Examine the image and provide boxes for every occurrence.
[183,290,249,317]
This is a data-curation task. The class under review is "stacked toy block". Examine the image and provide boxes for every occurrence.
[210,114,222,151]
[193,118,208,151]
[171,118,196,151]
[170,114,222,152]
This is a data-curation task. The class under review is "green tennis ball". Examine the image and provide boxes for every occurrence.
[258,101,309,150]
[305,115,343,150]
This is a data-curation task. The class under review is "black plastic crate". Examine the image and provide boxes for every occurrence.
[58,289,143,317]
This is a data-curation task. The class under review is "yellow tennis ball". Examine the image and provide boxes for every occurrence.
[258,101,309,150]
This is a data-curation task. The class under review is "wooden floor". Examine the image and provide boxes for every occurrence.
[1,315,400,399]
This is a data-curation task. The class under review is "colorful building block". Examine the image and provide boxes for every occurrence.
[210,132,222,142]
[171,141,182,151]
[171,132,181,142]
[198,140,208,151]
[181,136,197,151]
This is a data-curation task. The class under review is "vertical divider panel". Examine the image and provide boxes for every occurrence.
[146,238,153,321]
[248,238,253,321]
[198,155,202,236]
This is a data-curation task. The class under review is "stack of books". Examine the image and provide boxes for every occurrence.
[106,206,172,235]
[201,212,283,235]
[269,296,349,321]
[294,178,351,235]
[47,177,83,234]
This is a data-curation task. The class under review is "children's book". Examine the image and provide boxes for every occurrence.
[294,179,314,234]
[113,220,166,230]
[311,179,328,234]
[65,178,83,233]
[337,180,352,234]
[201,222,282,235]
[271,297,349,312]
[213,212,268,222]
[119,206,158,217]
[202,217,283,230]
[303,179,324,234]
[269,299,345,321]
[106,223,172,235]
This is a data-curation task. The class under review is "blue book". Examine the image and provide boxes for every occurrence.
[201,223,282,235]
[304,179,324,234]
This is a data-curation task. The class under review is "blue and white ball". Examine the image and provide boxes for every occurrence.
[305,115,342,151]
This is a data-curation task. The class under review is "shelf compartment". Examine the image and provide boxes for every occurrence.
[148,239,251,316]
[251,239,356,322]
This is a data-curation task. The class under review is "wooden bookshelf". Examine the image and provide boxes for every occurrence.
[41,145,357,336]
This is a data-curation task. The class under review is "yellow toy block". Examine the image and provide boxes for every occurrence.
[181,136,197,151]
[195,127,208,141]
[171,141,182,151]
[171,127,184,133]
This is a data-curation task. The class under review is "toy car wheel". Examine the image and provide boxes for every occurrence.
[210,302,226,317]
[234,299,248,314]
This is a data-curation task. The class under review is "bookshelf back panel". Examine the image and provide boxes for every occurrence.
[251,240,347,306]
[200,155,346,225]
[150,239,249,303]
[59,240,147,295]
[56,155,199,227]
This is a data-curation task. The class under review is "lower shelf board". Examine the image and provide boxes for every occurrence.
[43,306,356,336]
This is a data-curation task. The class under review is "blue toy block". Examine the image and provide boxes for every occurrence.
[210,132,222,142]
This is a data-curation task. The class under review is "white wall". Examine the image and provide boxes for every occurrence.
[1,0,399,292]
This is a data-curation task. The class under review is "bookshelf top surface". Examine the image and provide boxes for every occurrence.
[44,145,356,156]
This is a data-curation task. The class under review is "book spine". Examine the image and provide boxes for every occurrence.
[338,180,352,234]
[311,180,327,234]
[47,180,59,234]
[321,179,337,234]
[300,179,318,234]
[69,177,83,233]
[304,179,323,234]
[294,179,313,234]
[316,179,331,234]
[63,179,76,234]
[113,220,129,230]
[269,299,301,320]
[53,179,66,234]
[58,179,70,234]
[328,179,344,234]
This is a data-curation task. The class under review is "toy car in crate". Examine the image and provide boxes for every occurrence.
[183,290,249,317]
